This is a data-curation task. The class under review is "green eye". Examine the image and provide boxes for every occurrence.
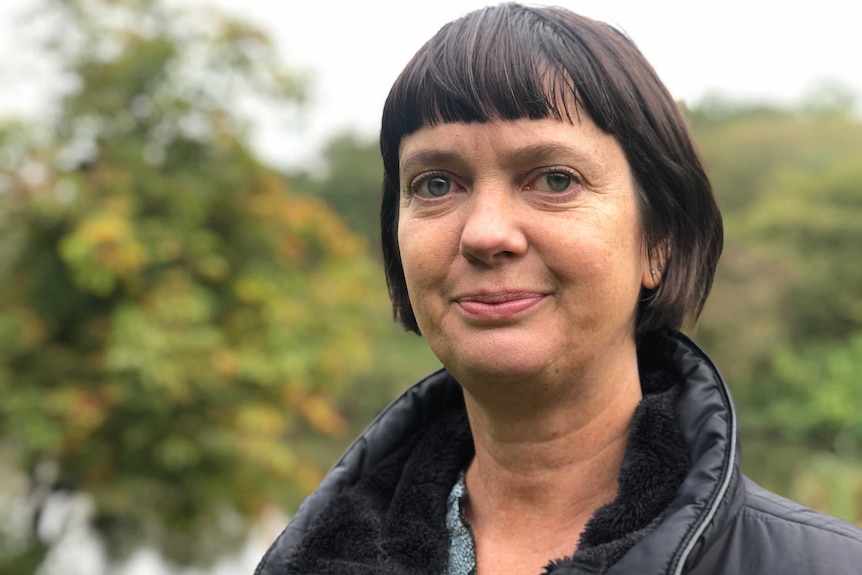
[545,172,571,192]
[425,176,451,197]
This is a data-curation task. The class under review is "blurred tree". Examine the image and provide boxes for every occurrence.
[751,334,862,446]
[0,0,396,567]
[686,94,862,214]
[285,134,444,433]
[290,132,384,257]
[734,147,862,445]
[689,94,862,516]
[284,133,442,478]
[691,96,862,390]
[744,150,862,341]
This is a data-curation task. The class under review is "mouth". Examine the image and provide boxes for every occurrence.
[455,291,548,321]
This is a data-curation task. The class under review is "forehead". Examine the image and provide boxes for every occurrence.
[398,117,625,175]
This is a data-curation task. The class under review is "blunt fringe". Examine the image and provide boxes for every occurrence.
[380,3,723,335]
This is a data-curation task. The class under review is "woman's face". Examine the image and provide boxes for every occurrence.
[397,117,658,384]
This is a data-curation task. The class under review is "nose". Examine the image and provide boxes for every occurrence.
[459,187,528,266]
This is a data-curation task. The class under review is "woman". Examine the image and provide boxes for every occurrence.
[257,4,862,574]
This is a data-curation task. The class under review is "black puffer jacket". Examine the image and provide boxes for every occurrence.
[256,332,862,574]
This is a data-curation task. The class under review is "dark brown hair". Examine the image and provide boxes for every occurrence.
[380,3,723,334]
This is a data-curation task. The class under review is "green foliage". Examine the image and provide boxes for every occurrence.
[789,452,862,524]
[746,334,862,444]
[689,93,862,520]
[742,438,862,525]
[693,97,862,381]
[688,96,862,214]
[742,152,862,340]
[0,0,405,565]
[290,132,384,256]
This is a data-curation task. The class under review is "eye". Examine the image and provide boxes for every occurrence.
[409,173,454,198]
[544,172,572,192]
[424,176,451,197]
[526,168,582,195]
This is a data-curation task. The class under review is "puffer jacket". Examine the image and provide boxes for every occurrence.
[256,331,862,574]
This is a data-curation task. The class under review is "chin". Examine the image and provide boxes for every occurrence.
[421,320,570,384]
[436,344,553,384]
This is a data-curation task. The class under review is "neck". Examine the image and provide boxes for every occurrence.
[459,347,643,555]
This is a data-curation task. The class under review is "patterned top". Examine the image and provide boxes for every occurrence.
[444,470,477,575]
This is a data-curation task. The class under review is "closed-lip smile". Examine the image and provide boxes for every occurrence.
[455,291,548,321]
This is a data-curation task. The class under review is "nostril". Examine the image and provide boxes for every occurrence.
[457,188,528,264]
[459,227,527,265]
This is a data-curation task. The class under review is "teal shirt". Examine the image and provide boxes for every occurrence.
[445,471,477,575]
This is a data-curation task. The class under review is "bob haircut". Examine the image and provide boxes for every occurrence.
[380,3,723,335]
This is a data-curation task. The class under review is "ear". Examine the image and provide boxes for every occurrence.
[642,262,662,290]
[641,241,668,290]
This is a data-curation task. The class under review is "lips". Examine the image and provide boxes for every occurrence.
[455,291,547,321]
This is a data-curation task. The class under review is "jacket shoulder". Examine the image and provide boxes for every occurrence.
[741,476,862,542]
[690,476,862,574]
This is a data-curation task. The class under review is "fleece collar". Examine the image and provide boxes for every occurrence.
[285,351,690,575]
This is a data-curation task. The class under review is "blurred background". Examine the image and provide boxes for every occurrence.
[0,0,860,573]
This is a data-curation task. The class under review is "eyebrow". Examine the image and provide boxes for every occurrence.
[399,143,604,177]
[505,143,602,173]
[399,150,465,177]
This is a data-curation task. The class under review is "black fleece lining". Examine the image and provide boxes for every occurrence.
[545,362,689,573]
[288,358,689,575]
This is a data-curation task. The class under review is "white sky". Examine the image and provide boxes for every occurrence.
[1,0,861,170]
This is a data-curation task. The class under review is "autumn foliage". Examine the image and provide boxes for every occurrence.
[0,0,396,564]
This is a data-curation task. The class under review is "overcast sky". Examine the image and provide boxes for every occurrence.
[1,0,860,170]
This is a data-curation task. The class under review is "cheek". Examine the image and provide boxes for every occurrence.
[397,221,434,305]
[553,213,644,294]
[397,223,420,281]
[398,220,457,332]
[398,216,454,280]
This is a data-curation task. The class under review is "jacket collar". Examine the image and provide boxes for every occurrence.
[255,371,466,574]
[599,332,743,575]
[255,331,742,575]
